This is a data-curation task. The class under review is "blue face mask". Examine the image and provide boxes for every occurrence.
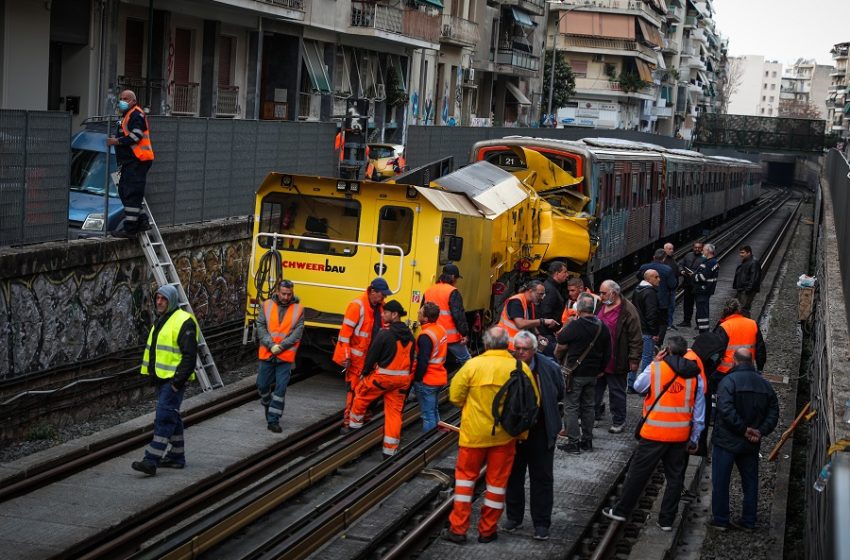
[117,100,130,112]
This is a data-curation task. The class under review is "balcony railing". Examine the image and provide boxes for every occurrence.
[217,85,239,117]
[554,0,662,26]
[653,106,673,117]
[440,14,479,46]
[574,77,655,96]
[118,75,165,110]
[496,0,545,16]
[257,0,305,10]
[172,82,200,115]
[684,15,697,27]
[495,41,540,71]
[662,38,679,53]
[350,2,439,44]
[562,35,658,60]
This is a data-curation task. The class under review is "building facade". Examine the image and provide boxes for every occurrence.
[778,59,833,122]
[826,42,849,141]
[726,55,783,117]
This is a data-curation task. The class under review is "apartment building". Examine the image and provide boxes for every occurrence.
[726,55,782,117]
[778,59,833,121]
[826,42,849,140]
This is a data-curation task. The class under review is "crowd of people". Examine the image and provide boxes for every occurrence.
[130,245,778,545]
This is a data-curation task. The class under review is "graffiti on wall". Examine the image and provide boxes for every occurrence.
[0,240,250,380]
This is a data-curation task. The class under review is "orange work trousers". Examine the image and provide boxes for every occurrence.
[448,440,517,538]
[349,372,411,455]
[342,362,364,427]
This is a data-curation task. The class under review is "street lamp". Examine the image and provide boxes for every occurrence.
[544,2,582,126]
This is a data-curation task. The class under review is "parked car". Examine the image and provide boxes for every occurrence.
[367,143,405,179]
[68,120,124,238]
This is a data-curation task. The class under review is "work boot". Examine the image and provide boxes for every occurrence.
[441,529,467,544]
[268,423,282,433]
[111,227,138,239]
[159,458,186,469]
[131,460,157,476]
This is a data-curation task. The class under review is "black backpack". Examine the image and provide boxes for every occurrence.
[491,359,540,436]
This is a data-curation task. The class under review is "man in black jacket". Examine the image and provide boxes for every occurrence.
[632,269,660,390]
[537,261,569,356]
[554,294,610,454]
[732,246,762,316]
[636,249,677,343]
[678,242,704,328]
[693,244,719,333]
[711,348,779,531]
[504,330,565,541]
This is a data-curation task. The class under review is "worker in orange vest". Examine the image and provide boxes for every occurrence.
[333,278,391,432]
[349,300,415,458]
[713,298,766,378]
[603,336,704,532]
[422,263,471,366]
[334,130,344,162]
[256,279,304,433]
[498,280,558,349]
[413,302,448,432]
[107,89,154,238]
[560,277,600,326]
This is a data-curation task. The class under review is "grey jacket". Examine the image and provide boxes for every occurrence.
[256,295,305,357]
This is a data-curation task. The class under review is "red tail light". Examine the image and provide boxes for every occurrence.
[492,282,507,296]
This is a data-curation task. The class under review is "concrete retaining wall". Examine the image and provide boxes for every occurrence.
[0,220,251,380]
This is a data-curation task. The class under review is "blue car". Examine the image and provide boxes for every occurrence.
[68,120,125,238]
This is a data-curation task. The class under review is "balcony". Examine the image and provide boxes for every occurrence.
[171,82,200,115]
[561,35,658,62]
[653,105,673,117]
[350,2,440,46]
[553,0,662,27]
[440,14,479,47]
[216,85,239,117]
[574,77,656,99]
[832,46,849,59]
[257,0,304,10]
[117,75,166,110]
[684,15,697,27]
[690,28,707,44]
[662,38,679,54]
[667,6,681,22]
[495,40,540,72]
[494,0,545,16]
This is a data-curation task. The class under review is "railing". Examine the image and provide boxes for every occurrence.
[117,75,165,110]
[555,0,662,26]
[404,7,441,44]
[217,85,239,117]
[574,78,655,97]
[257,0,305,10]
[691,28,706,43]
[498,0,545,15]
[652,106,673,117]
[440,14,479,46]
[663,38,679,53]
[350,2,439,43]
[172,82,200,115]
[562,35,658,60]
[495,45,540,71]
[684,15,697,26]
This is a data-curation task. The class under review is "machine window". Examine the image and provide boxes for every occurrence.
[377,205,414,255]
[257,193,361,255]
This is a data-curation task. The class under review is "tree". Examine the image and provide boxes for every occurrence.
[716,56,744,115]
[543,51,577,111]
[778,99,822,119]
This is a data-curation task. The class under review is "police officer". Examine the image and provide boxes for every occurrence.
[422,264,471,366]
[256,280,304,433]
[107,89,154,238]
[131,285,198,476]
[693,243,719,333]
[349,300,415,458]
[333,278,390,432]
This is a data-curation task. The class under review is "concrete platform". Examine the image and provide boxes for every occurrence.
[0,372,347,559]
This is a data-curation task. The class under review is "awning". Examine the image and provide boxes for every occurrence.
[416,0,443,8]
[302,39,332,93]
[697,70,710,85]
[656,51,666,70]
[844,102,850,115]
[637,18,662,47]
[635,59,654,82]
[505,81,531,105]
[511,7,535,28]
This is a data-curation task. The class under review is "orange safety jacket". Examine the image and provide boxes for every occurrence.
[684,349,708,395]
[498,293,535,343]
[417,322,448,386]
[334,132,344,162]
[640,360,697,443]
[561,290,599,324]
[423,282,463,343]
[715,313,758,374]
[121,105,155,161]
[333,292,382,369]
[258,299,302,363]
[373,339,414,377]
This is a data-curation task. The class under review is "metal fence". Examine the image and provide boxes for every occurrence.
[405,126,689,169]
[145,118,336,227]
[0,110,71,247]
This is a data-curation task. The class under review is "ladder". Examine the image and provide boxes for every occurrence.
[137,200,223,391]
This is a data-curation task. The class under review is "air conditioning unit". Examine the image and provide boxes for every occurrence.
[463,68,476,83]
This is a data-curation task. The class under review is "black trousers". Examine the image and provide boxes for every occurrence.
[118,160,152,230]
[682,288,695,323]
[695,295,712,333]
[505,421,555,529]
[612,438,688,525]
[735,290,756,315]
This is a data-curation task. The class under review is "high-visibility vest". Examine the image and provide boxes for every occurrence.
[375,339,413,376]
[498,292,534,342]
[639,360,697,443]
[423,282,463,343]
[332,292,381,366]
[684,349,708,395]
[716,313,758,373]
[121,105,155,161]
[141,309,197,381]
[561,290,599,324]
[418,323,448,386]
[258,299,303,362]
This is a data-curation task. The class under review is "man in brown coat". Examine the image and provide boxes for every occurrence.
[594,280,643,433]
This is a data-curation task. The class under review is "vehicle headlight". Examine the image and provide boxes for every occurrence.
[81,213,105,231]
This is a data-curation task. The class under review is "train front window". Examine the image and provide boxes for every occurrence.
[377,206,414,255]
[257,193,361,255]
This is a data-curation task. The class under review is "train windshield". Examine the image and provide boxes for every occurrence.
[482,148,578,177]
[257,193,361,255]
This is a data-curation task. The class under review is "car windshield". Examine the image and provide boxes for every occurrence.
[70,149,118,197]
[370,146,397,159]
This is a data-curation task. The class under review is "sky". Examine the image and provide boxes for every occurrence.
[711,0,850,66]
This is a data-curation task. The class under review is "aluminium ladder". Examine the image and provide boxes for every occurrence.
[137,200,223,391]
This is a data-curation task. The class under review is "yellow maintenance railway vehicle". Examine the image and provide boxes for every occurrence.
[244,149,592,364]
